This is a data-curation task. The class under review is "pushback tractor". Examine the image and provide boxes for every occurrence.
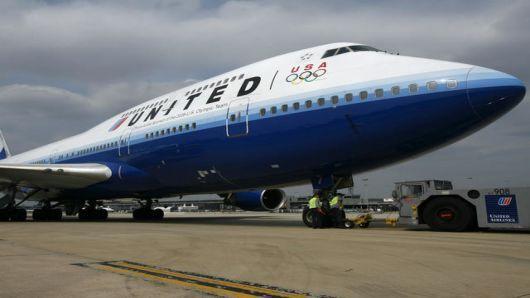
[394,180,530,231]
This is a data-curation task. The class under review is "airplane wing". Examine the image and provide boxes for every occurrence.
[0,163,112,189]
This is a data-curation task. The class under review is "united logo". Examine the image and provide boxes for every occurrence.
[497,196,513,206]
[108,117,128,132]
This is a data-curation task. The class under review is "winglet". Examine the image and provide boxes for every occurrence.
[0,130,11,160]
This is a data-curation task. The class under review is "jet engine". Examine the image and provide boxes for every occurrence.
[225,189,286,211]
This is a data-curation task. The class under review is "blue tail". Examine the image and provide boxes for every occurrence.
[0,130,11,160]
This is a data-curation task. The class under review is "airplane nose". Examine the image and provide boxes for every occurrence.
[466,67,526,120]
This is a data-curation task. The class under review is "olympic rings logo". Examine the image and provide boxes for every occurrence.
[286,68,327,84]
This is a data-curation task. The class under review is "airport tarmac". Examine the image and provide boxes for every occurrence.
[0,212,529,298]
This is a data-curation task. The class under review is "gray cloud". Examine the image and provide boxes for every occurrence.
[0,0,529,197]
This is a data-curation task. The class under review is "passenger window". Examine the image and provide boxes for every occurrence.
[216,80,222,86]
[172,127,176,133]
[345,93,353,102]
[230,114,236,122]
[336,47,351,55]
[260,108,266,117]
[185,124,190,130]
[223,78,229,84]
[305,100,312,108]
[293,102,300,110]
[321,48,338,59]
[197,87,202,92]
[391,86,400,95]
[145,134,149,139]
[192,123,196,129]
[427,81,437,91]
[270,106,277,114]
[447,79,457,89]
[230,76,236,82]
[359,91,368,100]
[375,89,384,98]
[281,104,288,112]
[203,85,208,90]
[318,97,325,106]
[238,74,244,80]
[331,95,339,104]
[209,83,215,88]
[155,131,159,137]
[160,130,165,136]
[166,128,170,134]
[179,125,183,132]
[409,83,418,93]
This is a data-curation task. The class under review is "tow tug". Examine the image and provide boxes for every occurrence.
[394,180,530,231]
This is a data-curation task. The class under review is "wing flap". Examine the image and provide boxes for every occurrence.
[0,163,112,189]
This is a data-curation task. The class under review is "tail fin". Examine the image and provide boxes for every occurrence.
[0,130,11,160]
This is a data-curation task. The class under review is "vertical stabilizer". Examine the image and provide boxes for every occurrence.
[0,130,11,160]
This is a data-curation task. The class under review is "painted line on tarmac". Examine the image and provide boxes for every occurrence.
[73,260,317,298]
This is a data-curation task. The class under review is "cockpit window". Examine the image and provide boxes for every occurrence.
[322,48,338,59]
[336,47,351,55]
[321,45,380,59]
[349,45,380,52]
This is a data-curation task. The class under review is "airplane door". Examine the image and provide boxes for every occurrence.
[49,149,59,163]
[226,97,249,137]
[118,130,132,157]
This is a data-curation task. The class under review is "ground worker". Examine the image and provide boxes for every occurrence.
[329,193,344,227]
[308,192,322,229]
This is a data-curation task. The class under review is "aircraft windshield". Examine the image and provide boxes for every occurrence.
[322,45,381,59]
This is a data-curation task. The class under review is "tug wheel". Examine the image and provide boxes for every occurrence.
[423,197,474,232]
[302,208,313,227]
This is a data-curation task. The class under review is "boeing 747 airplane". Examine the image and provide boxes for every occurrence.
[0,43,525,227]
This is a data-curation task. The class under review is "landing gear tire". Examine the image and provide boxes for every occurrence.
[153,208,164,220]
[302,207,313,227]
[78,208,108,220]
[133,208,164,220]
[12,208,27,221]
[0,208,26,221]
[423,197,475,232]
[0,209,9,221]
[33,208,62,221]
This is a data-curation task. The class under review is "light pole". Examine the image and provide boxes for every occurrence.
[362,178,368,210]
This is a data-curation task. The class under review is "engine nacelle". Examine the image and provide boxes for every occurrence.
[226,189,286,211]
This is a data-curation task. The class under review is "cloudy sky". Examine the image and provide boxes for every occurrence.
[0,0,529,197]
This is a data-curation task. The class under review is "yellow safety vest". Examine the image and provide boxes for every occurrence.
[330,196,339,208]
[309,196,319,209]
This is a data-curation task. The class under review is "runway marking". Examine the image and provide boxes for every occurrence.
[74,260,313,297]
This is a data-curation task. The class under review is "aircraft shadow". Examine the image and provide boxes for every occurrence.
[60,214,305,228]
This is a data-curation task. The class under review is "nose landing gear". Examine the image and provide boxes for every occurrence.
[133,199,164,220]
[78,201,108,220]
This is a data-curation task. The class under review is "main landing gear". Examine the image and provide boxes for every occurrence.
[0,207,27,221]
[133,199,164,220]
[0,187,40,221]
[33,200,63,221]
[78,201,108,220]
